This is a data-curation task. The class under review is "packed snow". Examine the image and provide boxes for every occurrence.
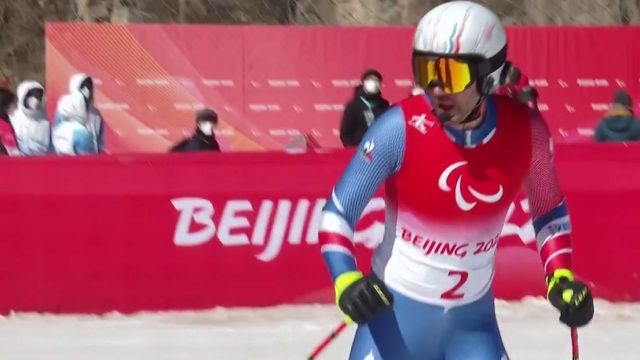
[0,298,637,359]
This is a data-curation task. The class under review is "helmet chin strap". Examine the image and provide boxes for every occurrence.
[460,96,485,125]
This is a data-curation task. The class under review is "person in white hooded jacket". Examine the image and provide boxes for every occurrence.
[56,73,105,153]
[52,91,96,155]
[10,80,51,155]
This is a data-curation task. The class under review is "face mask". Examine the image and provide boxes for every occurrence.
[26,96,42,111]
[198,121,214,136]
[363,79,380,94]
[80,86,92,102]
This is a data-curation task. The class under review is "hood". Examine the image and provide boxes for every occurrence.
[16,80,45,117]
[57,92,88,124]
[69,73,90,93]
[602,114,636,133]
[69,73,94,105]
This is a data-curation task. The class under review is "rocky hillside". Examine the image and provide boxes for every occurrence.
[1,0,639,83]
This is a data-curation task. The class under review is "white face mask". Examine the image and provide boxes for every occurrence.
[198,121,215,136]
[80,86,92,102]
[26,96,42,111]
[363,79,380,94]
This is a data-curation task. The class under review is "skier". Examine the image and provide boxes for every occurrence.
[318,2,594,359]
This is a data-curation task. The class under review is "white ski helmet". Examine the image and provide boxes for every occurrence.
[413,1,507,95]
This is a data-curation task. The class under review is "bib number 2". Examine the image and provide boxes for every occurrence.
[440,270,469,300]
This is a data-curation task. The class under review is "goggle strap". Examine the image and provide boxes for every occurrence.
[479,44,508,76]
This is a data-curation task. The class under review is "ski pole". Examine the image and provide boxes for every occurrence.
[307,321,348,360]
[571,327,579,360]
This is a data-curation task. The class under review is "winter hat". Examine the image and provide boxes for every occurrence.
[613,89,632,110]
[361,69,383,82]
[196,108,218,123]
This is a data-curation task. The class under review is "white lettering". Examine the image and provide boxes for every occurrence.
[257,200,292,262]
[136,78,171,86]
[305,199,327,244]
[577,128,595,136]
[267,79,300,88]
[249,104,281,112]
[95,102,130,110]
[251,200,273,246]
[331,79,360,88]
[288,199,310,245]
[218,200,252,246]
[314,104,344,112]
[268,129,302,136]
[172,198,216,246]
[394,79,413,87]
[530,79,549,87]
[172,197,383,261]
[202,79,235,87]
[577,78,609,87]
[591,103,611,111]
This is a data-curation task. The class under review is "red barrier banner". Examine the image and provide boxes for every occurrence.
[45,24,640,153]
[0,143,639,314]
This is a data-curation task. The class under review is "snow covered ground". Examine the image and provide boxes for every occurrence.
[0,298,637,359]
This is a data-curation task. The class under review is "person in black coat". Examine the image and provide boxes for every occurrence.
[339,69,390,147]
[170,108,221,153]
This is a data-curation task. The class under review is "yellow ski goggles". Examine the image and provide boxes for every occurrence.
[412,46,507,94]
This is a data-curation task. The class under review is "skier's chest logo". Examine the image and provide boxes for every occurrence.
[409,113,435,134]
[438,161,504,211]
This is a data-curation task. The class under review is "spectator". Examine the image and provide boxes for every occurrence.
[594,89,640,142]
[170,108,221,153]
[10,81,51,155]
[64,73,106,153]
[0,88,20,156]
[52,91,96,155]
[339,69,390,147]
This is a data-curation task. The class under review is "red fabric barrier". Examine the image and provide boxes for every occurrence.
[45,24,640,153]
[0,143,639,314]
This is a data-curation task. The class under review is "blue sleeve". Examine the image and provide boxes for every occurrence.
[321,106,406,281]
[54,111,63,126]
[72,128,95,155]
